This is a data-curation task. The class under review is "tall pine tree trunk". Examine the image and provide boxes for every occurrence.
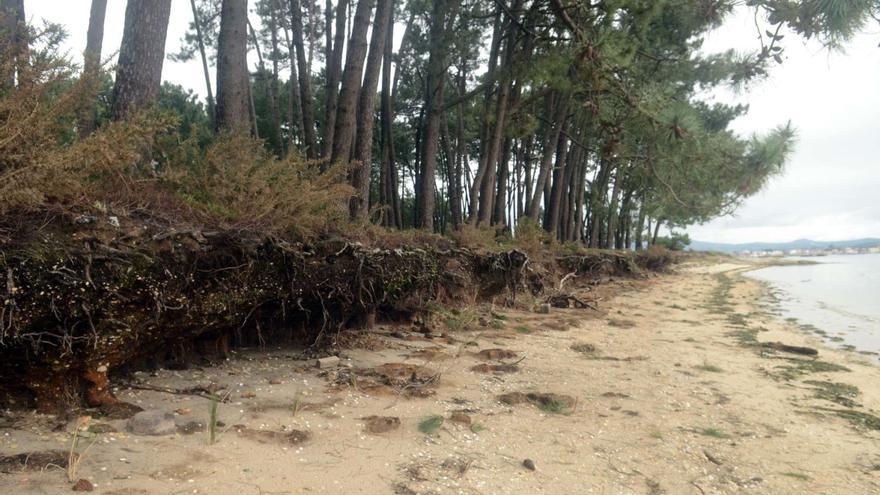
[189,0,215,128]
[279,17,303,154]
[330,0,375,165]
[545,126,569,234]
[527,94,568,220]
[0,0,26,91]
[288,0,317,158]
[267,6,284,156]
[587,160,611,248]
[378,7,398,227]
[350,0,392,220]
[322,0,349,157]
[417,0,456,230]
[78,0,107,137]
[466,10,502,224]
[110,0,172,120]
[634,193,647,250]
[603,166,622,249]
[215,0,251,133]
[574,158,587,242]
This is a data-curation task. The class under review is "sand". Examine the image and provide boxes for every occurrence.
[2,258,880,494]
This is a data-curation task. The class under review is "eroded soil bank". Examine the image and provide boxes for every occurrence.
[0,211,665,410]
[2,259,880,494]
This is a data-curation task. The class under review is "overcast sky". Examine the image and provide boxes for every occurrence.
[24,1,880,244]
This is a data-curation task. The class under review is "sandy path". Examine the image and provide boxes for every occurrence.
[3,262,880,494]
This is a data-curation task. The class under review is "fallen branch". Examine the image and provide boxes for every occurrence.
[122,383,228,402]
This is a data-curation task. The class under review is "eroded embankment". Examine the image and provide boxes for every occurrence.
[0,210,671,411]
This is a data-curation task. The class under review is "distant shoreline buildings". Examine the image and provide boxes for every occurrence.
[737,246,880,257]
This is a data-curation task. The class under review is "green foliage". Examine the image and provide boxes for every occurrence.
[653,232,691,251]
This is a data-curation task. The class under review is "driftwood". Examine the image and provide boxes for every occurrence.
[123,383,229,402]
[762,342,819,356]
[546,293,599,310]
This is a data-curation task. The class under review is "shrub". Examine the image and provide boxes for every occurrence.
[163,134,352,240]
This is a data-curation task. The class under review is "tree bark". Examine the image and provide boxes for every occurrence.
[545,124,569,234]
[110,0,172,121]
[417,0,457,230]
[476,0,522,226]
[215,0,251,133]
[378,7,398,227]
[634,193,647,250]
[494,137,514,228]
[574,158,587,242]
[587,160,611,248]
[0,0,26,91]
[278,13,303,154]
[267,5,285,156]
[321,0,349,157]
[466,10,502,224]
[330,0,375,166]
[604,166,623,249]
[652,218,663,245]
[188,0,215,128]
[78,0,108,137]
[527,94,568,220]
[289,0,318,158]
[350,0,392,220]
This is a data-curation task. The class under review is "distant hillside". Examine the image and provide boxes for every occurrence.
[689,238,880,253]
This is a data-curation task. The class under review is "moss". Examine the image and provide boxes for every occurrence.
[769,358,850,381]
[820,408,880,431]
[804,380,861,408]
[699,427,730,439]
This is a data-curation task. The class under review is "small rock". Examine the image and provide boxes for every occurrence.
[537,303,551,314]
[72,478,94,492]
[449,412,472,425]
[523,459,536,471]
[268,379,283,385]
[174,408,192,416]
[362,415,401,434]
[315,356,340,369]
[126,410,176,436]
[108,216,120,227]
[240,391,257,398]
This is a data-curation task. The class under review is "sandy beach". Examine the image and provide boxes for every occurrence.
[3,258,880,494]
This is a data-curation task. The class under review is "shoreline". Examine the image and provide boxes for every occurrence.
[739,256,880,361]
[3,259,880,494]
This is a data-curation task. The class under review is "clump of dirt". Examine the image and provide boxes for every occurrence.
[608,318,637,328]
[470,363,519,373]
[362,415,401,434]
[233,425,311,445]
[449,412,472,425]
[571,342,598,354]
[331,363,439,398]
[601,392,631,399]
[498,392,576,413]
[475,349,518,360]
[0,450,68,473]
[408,347,451,361]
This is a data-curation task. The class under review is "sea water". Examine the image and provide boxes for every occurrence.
[745,253,880,355]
